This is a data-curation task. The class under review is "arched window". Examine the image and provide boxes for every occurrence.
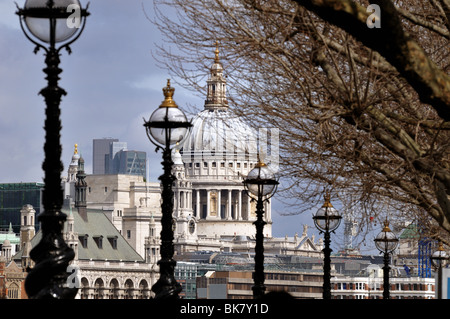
[7,283,19,299]
[80,278,89,299]
[124,279,134,299]
[138,280,150,299]
[94,278,105,299]
[109,279,120,299]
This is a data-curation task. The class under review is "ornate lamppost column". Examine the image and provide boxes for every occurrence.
[16,0,89,299]
[143,80,191,299]
[313,192,342,300]
[374,219,399,299]
[243,159,278,299]
[430,241,449,299]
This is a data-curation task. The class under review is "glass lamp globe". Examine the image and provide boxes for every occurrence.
[243,161,278,198]
[148,107,189,146]
[374,220,399,253]
[23,0,82,43]
[145,80,190,148]
[313,193,342,232]
[431,242,449,269]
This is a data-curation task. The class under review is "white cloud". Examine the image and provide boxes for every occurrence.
[128,74,166,91]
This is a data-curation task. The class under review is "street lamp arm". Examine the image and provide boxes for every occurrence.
[16,5,48,55]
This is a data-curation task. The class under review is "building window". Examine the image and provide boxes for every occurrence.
[228,162,233,168]
[212,162,217,168]
[127,230,131,239]
[104,187,108,192]
[195,163,200,168]
[93,236,103,249]
[220,162,225,168]
[108,236,118,249]
[7,283,19,299]
[79,235,88,248]
[203,162,208,167]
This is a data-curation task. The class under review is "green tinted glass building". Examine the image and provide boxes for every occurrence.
[0,183,43,233]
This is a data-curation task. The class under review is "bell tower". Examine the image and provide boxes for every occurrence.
[204,41,228,109]
[172,148,195,239]
[145,214,160,265]
[64,207,79,261]
[20,204,36,270]
[75,155,87,220]
[20,204,35,248]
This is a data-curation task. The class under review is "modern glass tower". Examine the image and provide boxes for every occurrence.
[0,183,43,233]
[93,138,119,174]
[93,138,147,179]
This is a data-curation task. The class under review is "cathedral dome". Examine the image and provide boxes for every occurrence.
[70,144,80,165]
[181,43,256,160]
[182,108,255,157]
[67,144,80,182]
[173,44,272,240]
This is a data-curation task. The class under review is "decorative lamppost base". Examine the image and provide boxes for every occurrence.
[152,258,182,299]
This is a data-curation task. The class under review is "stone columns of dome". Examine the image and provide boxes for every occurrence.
[187,191,191,209]
[227,190,232,220]
[196,189,200,218]
[217,190,221,219]
[206,190,211,219]
[266,200,270,222]
[238,191,242,220]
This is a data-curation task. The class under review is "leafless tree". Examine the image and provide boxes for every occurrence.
[149,0,450,243]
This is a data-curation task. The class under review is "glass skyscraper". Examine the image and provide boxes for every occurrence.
[92,138,147,179]
[114,150,147,177]
[0,182,43,233]
[93,138,119,175]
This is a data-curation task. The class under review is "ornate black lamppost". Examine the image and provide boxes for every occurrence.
[243,159,278,299]
[143,80,192,299]
[313,192,342,300]
[430,241,449,299]
[16,0,89,299]
[374,219,399,299]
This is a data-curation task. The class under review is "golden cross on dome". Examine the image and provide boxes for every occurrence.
[214,41,220,63]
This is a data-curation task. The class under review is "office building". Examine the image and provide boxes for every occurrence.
[93,138,118,175]
[197,270,323,299]
[92,138,146,179]
[0,183,43,233]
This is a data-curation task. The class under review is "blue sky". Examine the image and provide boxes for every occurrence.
[0,0,380,253]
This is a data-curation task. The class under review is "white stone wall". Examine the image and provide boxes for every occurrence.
[73,260,158,299]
